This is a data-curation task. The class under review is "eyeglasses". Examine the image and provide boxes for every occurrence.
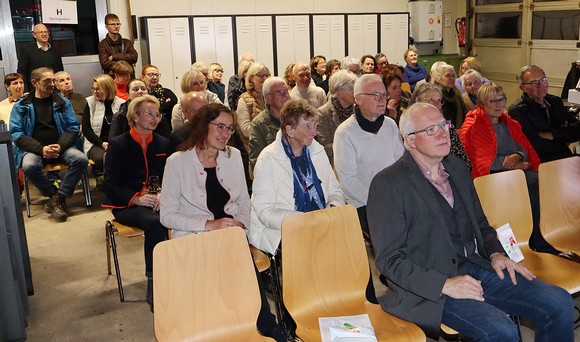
[489,97,507,105]
[266,89,289,97]
[422,97,442,105]
[209,122,235,134]
[145,73,161,78]
[256,73,270,78]
[190,80,205,87]
[523,77,548,87]
[407,120,451,136]
[139,111,162,119]
[106,23,122,26]
[91,87,103,93]
[360,92,389,101]
[213,69,224,73]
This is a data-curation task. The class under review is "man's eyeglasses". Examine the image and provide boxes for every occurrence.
[407,120,451,136]
[145,73,161,78]
[267,89,289,97]
[523,77,548,87]
[209,122,235,134]
[360,92,389,101]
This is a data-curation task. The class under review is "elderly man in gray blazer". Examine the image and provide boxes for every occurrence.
[367,102,574,341]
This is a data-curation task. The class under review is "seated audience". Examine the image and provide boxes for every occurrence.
[460,69,484,111]
[317,69,357,164]
[249,99,344,256]
[168,91,207,153]
[111,60,132,101]
[54,71,86,123]
[360,55,376,74]
[290,62,326,108]
[140,64,177,130]
[103,95,169,313]
[159,102,286,341]
[228,59,254,111]
[237,63,270,140]
[374,53,388,74]
[318,59,341,94]
[207,62,226,104]
[409,83,471,169]
[82,74,125,187]
[380,70,407,123]
[249,77,291,170]
[227,52,255,106]
[283,63,296,89]
[460,82,558,254]
[455,56,489,94]
[171,69,222,130]
[0,73,25,127]
[109,79,171,139]
[433,63,467,128]
[508,65,580,162]
[310,55,327,87]
[402,48,427,92]
[367,101,574,341]
[341,56,361,75]
[333,74,404,238]
[10,67,88,222]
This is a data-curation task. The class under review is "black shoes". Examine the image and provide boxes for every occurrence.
[44,192,67,222]
[146,277,154,313]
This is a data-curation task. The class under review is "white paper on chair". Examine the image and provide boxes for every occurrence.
[496,223,525,263]
[319,314,377,342]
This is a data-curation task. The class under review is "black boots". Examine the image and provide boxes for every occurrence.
[146,277,154,313]
[44,192,67,222]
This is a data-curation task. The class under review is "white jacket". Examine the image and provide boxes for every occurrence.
[159,146,250,239]
[83,95,124,154]
[249,131,345,255]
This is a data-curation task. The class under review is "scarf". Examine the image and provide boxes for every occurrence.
[354,105,384,134]
[150,84,168,104]
[331,96,354,123]
[281,137,326,212]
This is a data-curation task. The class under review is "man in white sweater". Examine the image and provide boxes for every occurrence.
[333,73,404,236]
[290,62,326,108]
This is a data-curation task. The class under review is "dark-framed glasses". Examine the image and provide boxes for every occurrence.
[523,77,548,87]
[408,120,451,136]
[489,97,507,105]
[145,73,161,78]
[209,122,235,134]
[360,92,389,101]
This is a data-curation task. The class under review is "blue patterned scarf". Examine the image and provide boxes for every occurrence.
[281,137,326,212]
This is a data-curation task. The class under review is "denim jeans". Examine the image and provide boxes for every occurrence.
[441,262,574,342]
[22,148,88,197]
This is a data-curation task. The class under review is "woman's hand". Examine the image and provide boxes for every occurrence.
[135,193,160,210]
[387,99,399,119]
[102,142,108,151]
[205,218,244,231]
[502,153,522,170]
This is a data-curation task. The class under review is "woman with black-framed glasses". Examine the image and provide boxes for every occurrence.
[82,74,125,186]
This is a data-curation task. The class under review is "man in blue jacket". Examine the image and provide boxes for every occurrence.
[10,67,88,222]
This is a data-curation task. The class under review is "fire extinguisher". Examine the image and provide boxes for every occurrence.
[456,17,466,47]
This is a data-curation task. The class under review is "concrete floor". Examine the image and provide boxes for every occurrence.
[20,183,580,341]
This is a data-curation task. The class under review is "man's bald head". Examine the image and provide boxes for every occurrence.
[181,91,208,122]
[292,62,311,88]
[240,53,255,63]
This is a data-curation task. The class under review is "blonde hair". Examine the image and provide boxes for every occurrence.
[127,94,160,127]
[476,82,506,107]
[92,74,117,100]
[180,70,207,93]
[245,63,269,91]
[460,56,483,74]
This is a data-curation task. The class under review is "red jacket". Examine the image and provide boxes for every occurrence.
[459,107,540,179]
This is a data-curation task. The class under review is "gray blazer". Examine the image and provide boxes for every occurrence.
[367,151,504,339]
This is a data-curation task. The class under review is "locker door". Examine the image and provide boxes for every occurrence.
[213,17,235,85]
[380,14,409,65]
[348,15,378,58]
[193,17,217,63]
[169,17,192,97]
[313,15,332,59]
[276,15,310,77]
[236,16,274,71]
[329,15,346,61]
[147,18,174,86]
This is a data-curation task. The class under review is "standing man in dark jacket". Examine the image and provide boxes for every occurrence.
[10,67,88,222]
[508,65,580,162]
[17,23,64,93]
[98,14,138,76]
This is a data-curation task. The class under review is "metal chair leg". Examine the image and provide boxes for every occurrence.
[23,176,31,218]
[106,220,125,302]
[82,171,92,207]
[106,221,113,275]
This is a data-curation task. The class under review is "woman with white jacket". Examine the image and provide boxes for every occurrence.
[249,99,345,256]
[82,74,124,184]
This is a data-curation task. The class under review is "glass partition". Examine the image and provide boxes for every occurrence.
[475,12,522,39]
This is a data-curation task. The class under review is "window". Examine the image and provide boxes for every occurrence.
[475,12,522,39]
[10,0,99,57]
[531,10,580,40]
[476,0,521,4]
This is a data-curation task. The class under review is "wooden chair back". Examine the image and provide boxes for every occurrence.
[153,227,271,342]
[473,170,532,245]
[538,156,580,251]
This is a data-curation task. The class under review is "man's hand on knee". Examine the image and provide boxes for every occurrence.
[442,275,484,301]
[490,252,536,285]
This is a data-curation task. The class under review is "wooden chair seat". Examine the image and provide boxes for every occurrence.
[538,156,580,257]
[250,245,270,272]
[105,219,144,302]
[153,227,271,341]
[282,205,425,342]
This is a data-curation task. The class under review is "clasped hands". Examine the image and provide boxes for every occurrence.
[502,153,529,171]
[42,144,61,159]
[441,253,535,301]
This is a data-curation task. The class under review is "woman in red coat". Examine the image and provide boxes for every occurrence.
[460,82,558,255]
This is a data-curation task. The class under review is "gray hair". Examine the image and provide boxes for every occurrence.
[329,69,357,96]
[518,65,544,85]
[409,83,442,106]
[460,69,483,89]
[341,56,360,69]
[262,76,287,101]
[431,63,454,84]
[353,73,381,96]
[399,102,440,149]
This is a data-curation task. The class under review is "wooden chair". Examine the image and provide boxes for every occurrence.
[281,204,426,342]
[250,245,271,272]
[23,163,92,217]
[153,227,272,341]
[538,156,580,258]
[105,219,144,302]
[473,170,580,295]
